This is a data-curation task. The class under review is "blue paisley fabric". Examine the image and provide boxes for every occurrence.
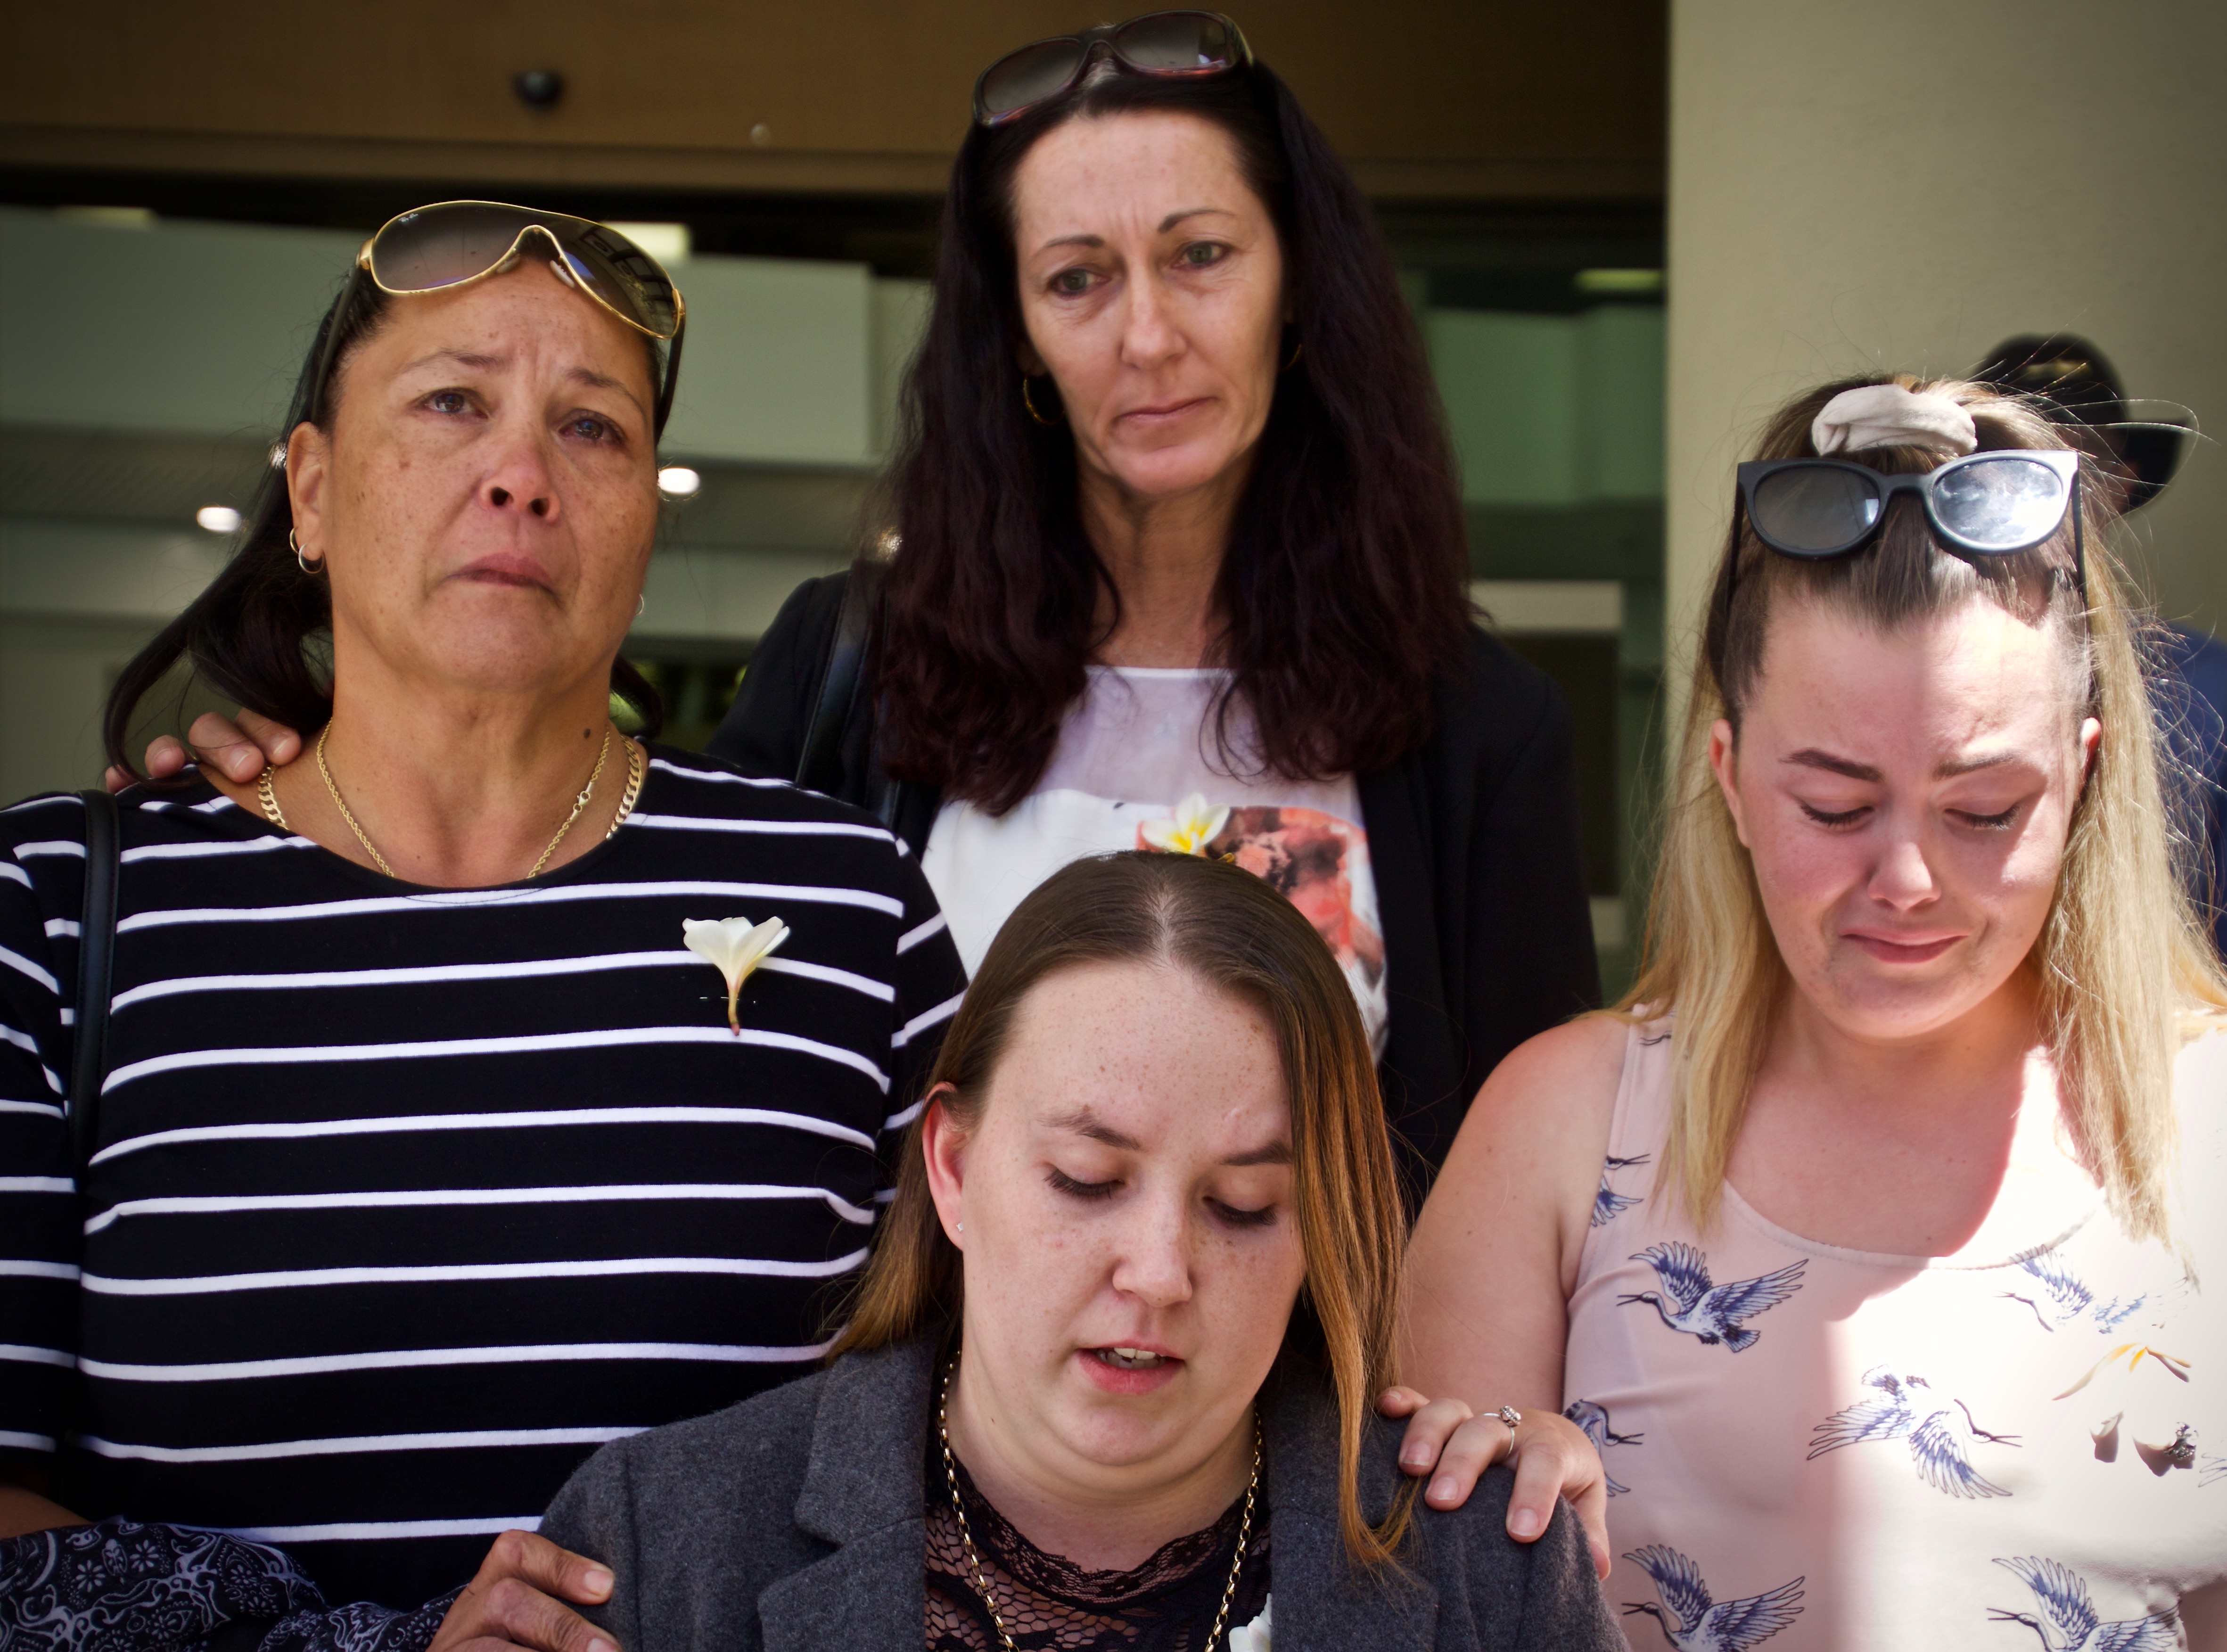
[0,1520,458,1652]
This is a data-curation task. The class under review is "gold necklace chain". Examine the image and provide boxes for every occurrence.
[255,723,638,881]
[937,1361,1258,1652]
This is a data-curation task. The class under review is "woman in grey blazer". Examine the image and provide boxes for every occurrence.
[541,853,1619,1652]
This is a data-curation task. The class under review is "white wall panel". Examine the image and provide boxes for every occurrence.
[656,253,874,467]
[0,208,356,439]
[0,207,883,469]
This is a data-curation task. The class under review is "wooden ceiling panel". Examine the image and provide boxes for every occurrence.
[1,0,1663,197]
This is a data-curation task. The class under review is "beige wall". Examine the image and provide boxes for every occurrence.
[1666,0,2227,722]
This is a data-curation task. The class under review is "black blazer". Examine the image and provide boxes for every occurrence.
[539,1339,1622,1652]
[709,573,1599,1185]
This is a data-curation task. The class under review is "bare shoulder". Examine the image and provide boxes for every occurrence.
[1430,1017,1627,1223]
[1477,1014,1629,1116]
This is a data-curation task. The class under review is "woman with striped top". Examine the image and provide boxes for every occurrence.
[0,205,967,1642]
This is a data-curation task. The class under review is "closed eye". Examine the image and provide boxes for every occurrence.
[1951,804,2021,830]
[1047,1167,1118,1201]
[1209,1198,1277,1229]
[1799,801,1870,829]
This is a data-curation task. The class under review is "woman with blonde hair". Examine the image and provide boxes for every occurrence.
[1405,376,2227,1647]
[537,851,1619,1650]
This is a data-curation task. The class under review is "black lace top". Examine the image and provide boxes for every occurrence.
[925,1446,1273,1652]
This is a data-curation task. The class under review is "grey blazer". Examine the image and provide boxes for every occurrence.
[540,1340,1621,1652]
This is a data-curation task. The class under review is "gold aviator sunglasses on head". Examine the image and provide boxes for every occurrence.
[309,200,688,433]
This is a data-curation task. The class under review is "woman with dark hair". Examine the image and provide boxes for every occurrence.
[0,203,969,1643]
[539,851,1620,1652]
[180,14,1601,1187]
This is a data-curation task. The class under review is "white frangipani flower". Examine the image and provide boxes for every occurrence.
[1141,791,1231,857]
[682,915,789,1033]
[1227,1596,1271,1652]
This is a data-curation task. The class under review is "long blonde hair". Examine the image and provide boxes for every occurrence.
[833,851,1415,1566]
[1621,376,2227,1244]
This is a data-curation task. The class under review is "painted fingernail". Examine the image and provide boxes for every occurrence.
[585,1567,613,1596]
[1429,1475,1457,1503]
[1509,1507,1542,1538]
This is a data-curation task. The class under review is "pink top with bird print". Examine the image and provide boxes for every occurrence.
[1562,1016,2227,1651]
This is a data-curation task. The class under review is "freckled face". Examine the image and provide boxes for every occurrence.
[291,259,659,700]
[1009,109,1286,506]
[1710,597,2097,1042]
[926,961,1303,1492]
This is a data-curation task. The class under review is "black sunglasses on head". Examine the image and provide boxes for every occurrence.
[973,10,1252,127]
[1716,449,2091,661]
[1733,448,2087,609]
[1738,449,2080,560]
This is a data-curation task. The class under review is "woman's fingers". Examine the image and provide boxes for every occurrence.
[428,1530,617,1652]
[1379,1391,1613,1580]
[233,707,304,766]
[182,713,269,783]
[132,713,302,787]
[1503,1412,1611,1579]
[1383,1389,1474,1481]
[1418,1408,1508,1512]
[115,736,192,789]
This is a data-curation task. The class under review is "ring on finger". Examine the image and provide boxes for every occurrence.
[1495,1405,1521,1456]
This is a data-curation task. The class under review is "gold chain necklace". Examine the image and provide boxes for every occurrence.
[937,1361,1258,1652]
[259,724,642,880]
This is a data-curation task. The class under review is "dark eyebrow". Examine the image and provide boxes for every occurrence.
[1786,747,2031,783]
[397,350,646,421]
[1042,1108,1141,1151]
[1784,748,1882,782]
[1934,751,2023,780]
[1222,1140,1293,1167]
[1033,207,1236,257]
[567,365,648,420]
[400,348,506,375]
[1159,206,1233,233]
[1040,1107,1291,1167]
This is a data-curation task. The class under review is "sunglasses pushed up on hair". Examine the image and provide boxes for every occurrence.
[1727,448,2089,621]
[973,10,1251,127]
[308,201,688,434]
[1737,450,2080,560]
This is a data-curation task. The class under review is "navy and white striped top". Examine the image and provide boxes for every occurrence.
[0,747,966,1608]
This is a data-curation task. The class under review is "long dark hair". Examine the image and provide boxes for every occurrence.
[875,62,1471,813]
[102,269,664,780]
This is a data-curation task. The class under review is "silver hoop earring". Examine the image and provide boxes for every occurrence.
[635,592,647,619]
[289,529,323,575]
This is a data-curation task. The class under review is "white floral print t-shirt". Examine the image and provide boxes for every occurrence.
[1565,1015,2227,1650]
[920,667,1387,1055]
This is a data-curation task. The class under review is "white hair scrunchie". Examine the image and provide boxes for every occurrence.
[1810,383,1977,457]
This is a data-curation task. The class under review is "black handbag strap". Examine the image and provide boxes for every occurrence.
[797,557,885,797]
[70,787,121,1178]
